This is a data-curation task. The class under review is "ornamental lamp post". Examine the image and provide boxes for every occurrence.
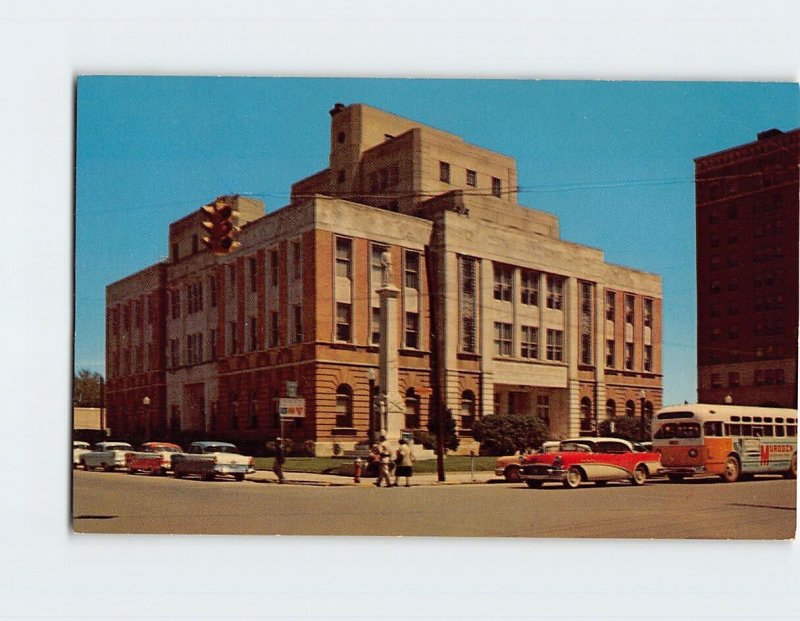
[367,368,376,445]
[142,396,151,441]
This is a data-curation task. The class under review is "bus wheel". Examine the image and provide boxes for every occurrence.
[720,455,741,483]
[784,453,797,479]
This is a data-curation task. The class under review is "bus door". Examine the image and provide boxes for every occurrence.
[735,437,763,474]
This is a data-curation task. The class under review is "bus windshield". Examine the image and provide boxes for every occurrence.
[654,422,701,439]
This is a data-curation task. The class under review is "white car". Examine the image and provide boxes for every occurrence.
[72,441,91,468]
[172,441,255,481]
[80,441,134,471]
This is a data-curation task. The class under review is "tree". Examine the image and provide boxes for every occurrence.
[597,416,641,441]
[73,369,103,407]
[427,407,460,452]
[472,414,549,456]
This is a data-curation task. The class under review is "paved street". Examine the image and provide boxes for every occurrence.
[72,470,796,538]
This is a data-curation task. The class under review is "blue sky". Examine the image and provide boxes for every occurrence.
[75,77,799,405]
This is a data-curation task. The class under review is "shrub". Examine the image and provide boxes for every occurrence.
[411,430,437,450]
[472,414,549,456]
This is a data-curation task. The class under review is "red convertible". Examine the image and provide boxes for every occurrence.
[519,437,662,489]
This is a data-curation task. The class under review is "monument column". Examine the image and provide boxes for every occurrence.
[378,250,403,441]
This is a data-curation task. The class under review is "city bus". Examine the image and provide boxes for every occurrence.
[652,403,797,482]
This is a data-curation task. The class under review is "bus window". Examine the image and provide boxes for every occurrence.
[742,424,752,435]
[752,426,762,438]
[742,416,752,423]
[703,421,722,437]
[761,425,773,437]
[775,425,785,437]
[677,423,701,438]
[654,423,676,439]
[729,424,741,435]
[788,424,797,438]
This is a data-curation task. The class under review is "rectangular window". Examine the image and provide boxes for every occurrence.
[546,275,564,310]
[521,326,538,359]
[336,237,352,279]
[209,275,217,307]
[494,322,512,357]
[336,303,352,342]
[459,256,478,354]
[439,161,450,183]
[293,305,303,343]
[371,307,381,345]
[624,294,635,324]
[466,169,476,187]
[404,251,420,290]
[536,395,550,424]
[170,338,179,368]
[643,298,653,328]
[546,330,564,361]
[270,250,279,286]
[270,311,279,347]
[492,176,502,197]
[580,334,592,365]
[249,257,257,293]
[606,291,616,321]
[493,265,512,302]
[711,373,722,388]
[606,340,615,368]
[292,240,302,280]
[644,344,653,372]
[230,321,238,355]
[405,312,419,349]
[625,343,634,370]
[521,270,539,306]
[249,316,258,351]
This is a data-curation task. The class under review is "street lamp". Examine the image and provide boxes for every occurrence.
[142,396,151,441]
[367,368,376,444]
[638,389,646,441]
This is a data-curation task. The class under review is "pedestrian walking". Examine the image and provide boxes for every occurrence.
[393,438,414,487]
[374,435,392,488]
[273,437,286,483]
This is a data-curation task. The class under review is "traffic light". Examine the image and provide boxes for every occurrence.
[200,195,241,255]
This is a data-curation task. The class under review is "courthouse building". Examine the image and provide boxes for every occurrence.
[106,103,663,454]
[696,128,799,408]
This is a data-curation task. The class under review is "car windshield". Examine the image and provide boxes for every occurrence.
[158,446,181,453]
[203,445,239,453]
[654,422,701,439]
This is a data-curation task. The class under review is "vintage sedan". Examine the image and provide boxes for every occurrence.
[73,441,91,468]
[494,441,560,482]
[171,441,255,481]
[519,437,662,489]
[125,442,183,475]
[80,441,134,471]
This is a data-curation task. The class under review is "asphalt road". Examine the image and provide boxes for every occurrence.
[72,470,796,539]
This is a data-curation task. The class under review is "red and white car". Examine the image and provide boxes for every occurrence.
[125,442,183,475]
[519,437,662,489]
[494,441,559,482]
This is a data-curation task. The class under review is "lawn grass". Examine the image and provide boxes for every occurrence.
[253,455,497,474]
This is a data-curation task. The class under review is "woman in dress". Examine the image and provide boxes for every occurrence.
[393,438,414,487]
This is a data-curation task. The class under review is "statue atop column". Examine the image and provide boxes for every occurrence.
[380,249,393,287]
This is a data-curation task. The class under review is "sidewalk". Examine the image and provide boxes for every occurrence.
[248,468,499,487]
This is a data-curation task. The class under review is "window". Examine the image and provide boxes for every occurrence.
[624,294,635,324]
[643,345,653,372]
[336,303,352,341]
[460,390,476,432]
[606,340,615,368]
[293,305,303,343]
[580,398,593,434]
[371,307,381,345]
[335,385,353,428]
[170,338,179,368]
[335,237,352,279]
[291,240,302,280]
[371,243,388,288]
[625,400,635,417]
[643,299,653,328]
[270,250,279,286]
[249,316,258,351]
[491,176,502,197]
[711,373,722,388]
[404,388,420,429]
[249,257,257,292]
[405,312,419,349]
[606,291,616,321]
[404,251,420,290]
[606,399,616,419]
[536,395,551,425]
[466,169,476,187]
[230,321,239,355]
[580,334,592,365]
[270,311,279,347]
[521,325,538,359]
[209,275,217,307]
[459,256,477,353]
[493,265,512,301]
[187,282,203,314]
[546,275,564,310]
[625,343,634,370]
[439,161,450,183]
[171,289,180,319]
[494,322,512,356]
[546,329,563,361]
[521,270,539,306]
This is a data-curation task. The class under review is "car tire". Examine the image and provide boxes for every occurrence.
[667,474,685,483]
[159,467,168,477]
[720,455,741,483]
[563,467,583,489]
[525,480,543,488]
[234,473,245,482]
[632,465,647,486]
[783,453,797,479]
[504,466,522,483]
[128,467,136,475]
[102,463,112,472]
[174,468,183,479]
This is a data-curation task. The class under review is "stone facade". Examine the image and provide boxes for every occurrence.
[106,103,663,454]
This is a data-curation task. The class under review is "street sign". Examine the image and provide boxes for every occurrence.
[277,397,305,418]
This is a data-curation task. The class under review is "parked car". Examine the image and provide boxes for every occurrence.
[73,441,91,468]
[80,441,134,472]
[520,437,662,489]
[494,441,560,482]
[171,441,255,481]
[125,442,183,475]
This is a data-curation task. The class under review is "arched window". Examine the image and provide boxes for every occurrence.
[625,400,635,417]
[606,399,616,419]
[460,390,476,433]
[405,387,420,429]
[335,384,353,428]
[580,397,593,434]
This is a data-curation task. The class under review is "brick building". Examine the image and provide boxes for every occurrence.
[696,128,799,407]
[106,103,663,454]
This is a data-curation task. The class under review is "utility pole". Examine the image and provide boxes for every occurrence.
[425,244,446,482]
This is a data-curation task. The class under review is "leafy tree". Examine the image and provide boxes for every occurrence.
[426,407,460,452]
[597,416,642,441]
[472,414,549,456]
[73,369,103,407]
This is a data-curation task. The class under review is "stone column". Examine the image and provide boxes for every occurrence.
[378,282,403,441]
